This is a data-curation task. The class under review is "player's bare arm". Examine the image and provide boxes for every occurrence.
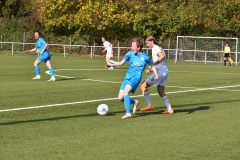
[154,51,165,65]
[107,59,125,67]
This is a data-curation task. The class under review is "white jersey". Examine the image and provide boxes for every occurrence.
[146,44,169,86]
[152,44,168,71]
[103,41,112,52]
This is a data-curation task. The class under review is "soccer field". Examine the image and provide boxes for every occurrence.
[0,55,240,160]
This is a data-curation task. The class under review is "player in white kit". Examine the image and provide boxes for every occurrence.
[101,37,116,69]
[140,36,174,114]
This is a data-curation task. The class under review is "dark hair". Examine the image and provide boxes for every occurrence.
[35,31,43,38]
[145,36,159,45]
[132,37,143,51]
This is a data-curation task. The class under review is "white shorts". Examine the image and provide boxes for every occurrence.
[146,71,168,86]
[106,50,113,58]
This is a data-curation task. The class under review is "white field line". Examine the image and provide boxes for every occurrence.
[56,69,108,71]
[46,70,201,87]
[51,69,240,91]
[81,79,121,84]
[215,89,240,92]
[170,71,240,75]
[53,68,240,75]
[1,84,240,113]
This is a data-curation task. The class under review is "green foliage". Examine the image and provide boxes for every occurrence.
[41,0,136,39]
[1,0,240,41]
[0,0,41,37]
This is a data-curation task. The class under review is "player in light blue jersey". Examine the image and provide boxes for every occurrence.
[29,32,55,81]
[107,38,158,119]
[140,36,174,114]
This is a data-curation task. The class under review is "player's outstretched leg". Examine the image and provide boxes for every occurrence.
[140,82,154,111]
[33,63,41,80]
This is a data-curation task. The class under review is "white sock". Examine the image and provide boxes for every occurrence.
[162,96,172,110]
[109,60,116,64]
[144,91,152,106]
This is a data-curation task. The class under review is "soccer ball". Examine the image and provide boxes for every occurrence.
[97,104,109,116]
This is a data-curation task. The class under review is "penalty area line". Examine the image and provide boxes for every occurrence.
[0,84,240,113]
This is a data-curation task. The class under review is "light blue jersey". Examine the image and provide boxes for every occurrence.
[35,37,51,62]
[120,50,153,93]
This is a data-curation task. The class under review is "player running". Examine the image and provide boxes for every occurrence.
[107,38,158,119]
[29,31,55,81]
[140,36,174,114]
[101,37,116,69]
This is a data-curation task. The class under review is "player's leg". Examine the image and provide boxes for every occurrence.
[158,85,174,114]
[105,52,114,69]
[33,58,41,79]
[140,74,157,111]
[109,59,117,64]
[105,56,111,65]
[118,90,124,102]
[122,84,133,119]
[140,81,154,111]
[45,59,55,81]
[118,90,136,104]
[224,55,227,66]
[227,57,232,66]
[105,56,114,69]
[119,79,138,117]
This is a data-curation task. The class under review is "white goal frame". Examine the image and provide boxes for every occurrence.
[175,36,239,66]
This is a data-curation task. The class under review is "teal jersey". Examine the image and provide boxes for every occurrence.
[35,37,49,55]
[123,50,153,81]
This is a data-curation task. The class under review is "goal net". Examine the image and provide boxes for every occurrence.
[175,36,239,65]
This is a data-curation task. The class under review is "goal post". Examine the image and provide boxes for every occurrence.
[175,36,239,66]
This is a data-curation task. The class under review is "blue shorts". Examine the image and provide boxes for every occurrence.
[38,53,51,62]
[120,77,140,93]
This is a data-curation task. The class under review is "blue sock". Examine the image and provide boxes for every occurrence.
[49,68,55,76]
[130,98,135,105]
[34,65,40,75]
[123,95,131,113]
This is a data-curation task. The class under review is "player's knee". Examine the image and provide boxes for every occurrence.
[140,84,146,93]
[118,96,123,101]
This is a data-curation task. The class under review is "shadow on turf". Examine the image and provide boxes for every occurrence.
[2,98,240,125]
[133,106,210,118]
[55,77,88,81]
[0,112,117,126]
[0,106,209,125]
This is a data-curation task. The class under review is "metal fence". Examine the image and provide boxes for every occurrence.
[0,41,177,61]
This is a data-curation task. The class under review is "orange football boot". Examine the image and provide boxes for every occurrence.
[140,106,154,111]
[161,109,174,114]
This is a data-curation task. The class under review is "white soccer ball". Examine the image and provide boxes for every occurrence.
[97,104,109,116]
